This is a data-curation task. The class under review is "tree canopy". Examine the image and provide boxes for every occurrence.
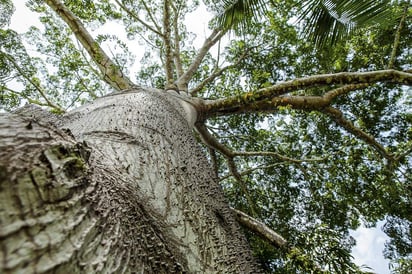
[1,0,411,273]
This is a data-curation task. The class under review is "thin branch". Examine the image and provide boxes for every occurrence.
[233,151,326,163]
[197,123,256,215]
[190,48,252,96]
[323,106,392,159]
[45,0,136,90]
[140,0,162,32]
[231,208,325,272]
[177,29,227,91]
[198,123,324,164]
[394,145,412,162]
[387,2,410,69]
[231,207,288,248]
[227,158,258,216]
[190,64,236,96]
[115,0,163,37]
[219,163,282,181]
[4,54,64,112]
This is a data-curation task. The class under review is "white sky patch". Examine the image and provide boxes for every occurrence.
[185,3,212,48]
[10,2,42,32]
[351,221,390,274]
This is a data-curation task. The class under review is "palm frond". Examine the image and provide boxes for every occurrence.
[215,0,268,32]
[298,0,393,48]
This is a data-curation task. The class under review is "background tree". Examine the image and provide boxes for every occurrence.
[1,0,411,273]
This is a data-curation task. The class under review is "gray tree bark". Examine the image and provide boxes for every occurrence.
[0,88,261,273]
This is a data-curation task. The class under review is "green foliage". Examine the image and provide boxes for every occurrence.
[0,0,14,28]
[390,257,412,274]
[203,2,411,271]
[214,0,267,32]
[2,0,412,273]
[213,0,395,48]
[298,0,394,48]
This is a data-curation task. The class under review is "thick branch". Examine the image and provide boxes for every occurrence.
[171,2,183,79]
[202,70,412,118]
[177,29,227,91]
[163,0,175,89]
[231,208,288,248]
[45,0,136,90]
[195,123,234,157]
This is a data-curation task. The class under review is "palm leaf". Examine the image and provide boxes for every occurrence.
[298,0,393,47]
[215,0,268,32]
[214,0,393,48]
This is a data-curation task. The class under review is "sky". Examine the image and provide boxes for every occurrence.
[9,2,392,273]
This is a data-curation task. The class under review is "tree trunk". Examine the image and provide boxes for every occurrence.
[0,88,261,273]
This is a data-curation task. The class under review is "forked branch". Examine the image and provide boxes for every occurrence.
[203,70,412,118]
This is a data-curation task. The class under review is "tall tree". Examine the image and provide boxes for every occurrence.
[1,0,411,273]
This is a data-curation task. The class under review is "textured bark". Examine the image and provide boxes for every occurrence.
[0,88,261,273]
